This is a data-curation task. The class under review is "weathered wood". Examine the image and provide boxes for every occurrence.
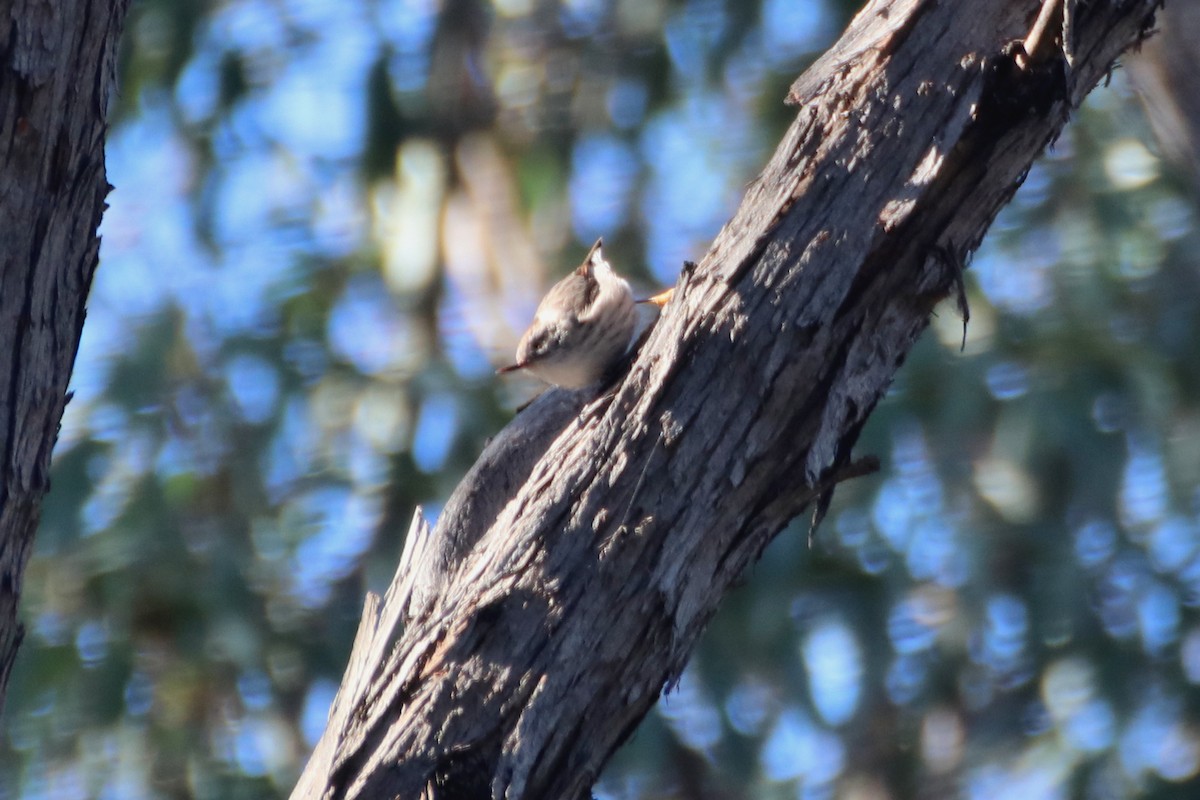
[294,1,1162,798]
[295,510,432,800]
[0,0,130,715]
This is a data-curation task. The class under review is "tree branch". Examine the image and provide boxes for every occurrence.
[294,0,1162,797]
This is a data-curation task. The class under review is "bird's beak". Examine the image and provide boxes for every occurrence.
[637,288,674,307]
[496,362,524,375]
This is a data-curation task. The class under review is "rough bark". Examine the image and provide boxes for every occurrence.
[0,0,128,713]
[295,1,1162,798]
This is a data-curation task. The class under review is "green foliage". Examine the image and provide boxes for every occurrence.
[4,0,1199,798]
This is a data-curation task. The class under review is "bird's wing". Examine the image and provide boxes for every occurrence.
[535,271,595,325]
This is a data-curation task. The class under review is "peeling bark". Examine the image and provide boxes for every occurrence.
[0,0,129,714]
[294,1,1162,798]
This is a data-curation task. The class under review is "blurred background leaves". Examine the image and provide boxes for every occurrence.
[4,0,1200,798]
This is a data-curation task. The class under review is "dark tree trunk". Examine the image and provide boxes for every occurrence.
[294,1,1162,798]
[0,0,129,713]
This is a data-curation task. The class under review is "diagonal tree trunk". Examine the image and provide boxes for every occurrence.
[0,0,130,715]
[295,1,1162,797]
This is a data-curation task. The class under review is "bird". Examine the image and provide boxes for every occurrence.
[498,239,638,389]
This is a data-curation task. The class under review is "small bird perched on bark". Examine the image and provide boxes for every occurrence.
[498,239,638,389]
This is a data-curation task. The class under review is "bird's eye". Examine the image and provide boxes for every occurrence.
[529,329,551,356]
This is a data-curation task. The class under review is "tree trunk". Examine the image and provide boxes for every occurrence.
[0,0,129,714]
[294,1,1162,797]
